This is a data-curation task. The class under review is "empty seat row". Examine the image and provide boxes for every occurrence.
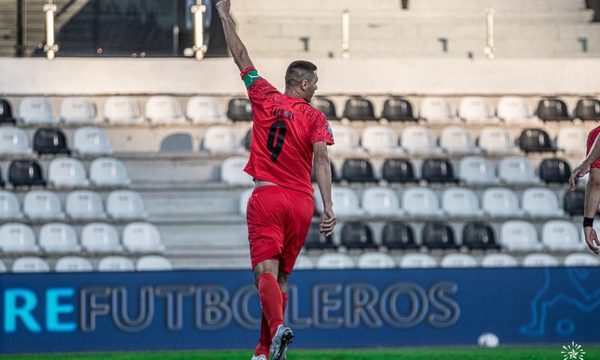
[0,127,111,156]
[0,255,172,273]
[0,222,163,254]
[0,190,146,221]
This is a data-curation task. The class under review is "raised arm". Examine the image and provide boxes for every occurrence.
[216,0,253,71]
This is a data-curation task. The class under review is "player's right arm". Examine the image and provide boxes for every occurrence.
[314,142,336,237]
[570,134,600,190]
[216,0,253,71]
[583,169,600,254]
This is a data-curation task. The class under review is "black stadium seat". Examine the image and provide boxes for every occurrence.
[381,222,418,250]
[311,161,338,183]
[9,160,46,187]
[563,189,585,216]
[343,96,377,121]
[33,128,71,155]
[341,159,376,182]
[539,158,571,183]
[422,222,458,250]
[462,222,498,250]
[311,96,338,120]
[304,222,336,250]
[575,98,600,121]
[227,97,253,121]
[381,97,417,121]
[0,98,16,124]
[518,128,554,153]
[536,98,570,121]
[341,222,377,250]
[382,158,417,183]
[421,158,455,183]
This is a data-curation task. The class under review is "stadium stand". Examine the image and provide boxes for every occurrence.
[23,190,65,220]
[9,159,46,187]
[0,223,39,253]
[381,97,417,122]
[60,97,97,124]
[55,256,94,272]
[48,158,89,188]
[73,127,113,156]
[104,97,144,125]
[81,223,123,253]
[362,187,404,216]
[19,97,55,125]
[65,190,106,220]
[33,127,71,155]
[343,96,377,121]
[0,126,32,154]
[186,96,227,123]
[39,223,81,254]
[0,190,23,219]
[145,96,185,124]
[12,257,50,273]
[381,222,418,250]
[0,98,15,124]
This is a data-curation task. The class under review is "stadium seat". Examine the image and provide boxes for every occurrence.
[422,222,458,250]
[73,127,113,155]
[48,158,89,188]
[227,97,253,121]
[104,97,143,124]
[90,158,130,187]
[556,127,586,153]
[330,126,361,153]
[341,158,376,182]
[402,188,443,216]
[23,190,65,220]
[343,96,377,121]
[478,127,517,154]
[19,97,55,125]
[160,133,194,153]
[98,256,135,271]
[0,98,16,124]
[563,253,600,266]
[123,222,165,253]
[9,159,46,187]
[0,260,5,272]
[401,126,440,154]
[0,126,32,155]
[458,156,498,184]
[304,222,336,250]
[0,223,39,253]
[381,222,417,250]
[316,253,354,269]
[399,253,437,268]
[381,158,417,183]
[439,126,479,154]
[422,158,455,183]
[66,190,105,220]
[480,253,518,267]
[39,223,80,253]
[0,191,23,219]
[458,97,495,123]
[500,221,543,251]
[536,98,570,121]
[340,222,377,250]
[145,96,185,124]
[442,187,483,217]
[497,96,533,123]
[381,97,416,121]
[419,97,454,123]
[538,158,571,184]
[294,255,315,269]
[33,127,70,155]
[563,189,585,216]
[522,253,559,267]
[81,223,123,253]
[243,129,252,151]
[330,187,364,216]
[440,254,478,268]
[238,188,253,215]
[221,156,253,185]
[357,252,396,269]
[12,257,50,273]
[574,98,600,121]
[542,221,584,252]
[362,126,401,153]
[482,188,524,216]
[362,187,403,216]
[311,97,338,120]
[55,256,93,272]
[518,128,554,153]
[107,190,146,219]
[202,125,241,153]
[498,156,539,184]
[186,96,226,123]
[60,97,97,124]
[522,188,564,217]
[136,256,173,271]
[462,222,498,250]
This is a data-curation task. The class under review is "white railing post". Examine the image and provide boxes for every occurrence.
[484,8,495,60]
[43,0,58,60]
[341,10,350,59]
[191,0,208,60]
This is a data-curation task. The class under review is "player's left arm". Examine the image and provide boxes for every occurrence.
[216,0,253,71]
[583,168,600,254]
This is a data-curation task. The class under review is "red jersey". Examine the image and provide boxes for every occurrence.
[240,66,334,196]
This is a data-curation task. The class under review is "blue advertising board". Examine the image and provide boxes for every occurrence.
[0,267,599,353]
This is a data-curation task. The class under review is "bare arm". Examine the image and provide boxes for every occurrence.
[583,168,600,254]
[313,142,336,236]
[216,0,253,71]
[570,135,600,190]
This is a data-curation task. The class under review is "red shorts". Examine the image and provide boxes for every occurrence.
[246,185,315,274]
[587,126,600,169]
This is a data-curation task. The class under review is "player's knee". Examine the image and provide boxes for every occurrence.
[253,259,279,281]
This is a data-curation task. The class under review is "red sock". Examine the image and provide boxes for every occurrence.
[256,291,289,356]
[257,273,283,338]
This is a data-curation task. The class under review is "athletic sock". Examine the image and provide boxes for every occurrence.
[255,290,289,356]
[257,273,284,338]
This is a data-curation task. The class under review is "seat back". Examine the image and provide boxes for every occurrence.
[48,158,88,188]
[357,252,396,268]
[19,97,55,125]
[304,222,336,250]
[330,187,362,216]
[441,253,478,268]
[343,96,376,120]
[518,128,554,152]
[0,223,37,253]
[9,159,46,187]
[73,127,112,155]
[440,126,477,154]
[462,221,497,250]
[98,256,135,271]
[381,222,417,250]
[340,222,376,250]
[539,158,571,183]
[497,96,531,122]
[107,190,146,219]
[479,127,515,153]
[33,127,70,155]
[556,127,586,153]
[23,190,63,220]
[123,222,164,253]
[422,158,455,183]
[381,158,416,182]
[136,256,173,271]
[311,97,338,119]
[39,223,79,253]
[563,189,585,216]
[481,253,518,267]
[402,188,440,215]
[522,188,562,216]
[381,97,415,121]
[221,156,253,185]
[66,190,105,219]
[146,96,184,123]
[104,97,142,124]
[522,253,559,267]
[500,221,541,251]
[0,98,15,124]
[316,253,354,269]
[564,253,600,266]
[55,256,93,272]
[536,98,570,121]
[419,97,453,122]
[330,126,360,152]
[458,96,493,122]
[81,223,121,252]
[498,156,537,184]
[203,125,240,153]
[362,126,399,152]
[442,187,480,216]
[0,126,31,154]
[574,98,600,121]
[0,190,22,219]
[458,156,496,184]
[362,187,401,215]
[482,188,521,216]
[400,253,437,268]
[542,220,582,251]
[401,126,438,154]
[227,97,253,121]
[60,97,97,124]
[186,96,226,123]
[422,222,457,250]
[341,159,376,182]
[89,158,130,187]
[12,257,50,272]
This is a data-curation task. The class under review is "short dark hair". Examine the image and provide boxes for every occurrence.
[285,60,317,87]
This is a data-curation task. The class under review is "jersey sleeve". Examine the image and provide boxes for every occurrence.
[310,112,335,145]
[240,66,279,104]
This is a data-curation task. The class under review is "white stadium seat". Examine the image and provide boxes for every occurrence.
[482,188,524,217]
[136,256,173,271]
[521,188,564,217]
[145,96,185,124]
[60,97,97,124]
[66,190,106,220]
[458,156,499,184]
[81,223,123,253]
[104,96,143,124]
[202,125,241,153]
[55,256,93,272]
[98,256,135,272]
[329,187,364,216]
[221,156,253,185]
[294,255,315,270]
[0,223,39,253]
[442,187,483,217]
[0,126,32,154]
[39,223,80,253]
[123,222,165,253]
[498,156,539,184]
[362,126,401,153]
[458,97,495,123]
[357,252,396,269]
[564,253,600,266]
[316,253,354,269]
[501,220,543,251]
[542,221,584,251]
[48,158,90,188]
[419,97,454,123]
[362,187,403,216]
[186,96,226,123]
[330,126,362,153]
[0,191,23,219]
[497,96,533,123]
[23,190,65,220]
[106,190,147,220]
[481,253,518,267]
[73,127,112,155]
[402,187,444,216]
[478,127,517,154]
[0,260,6,272]
[440,254,478,268]
[12,257,50,273]
[439,126,479,154]
[522,253,560,267]
[556,127,587,154]
[239,188,253,215]
[400,253,437,268]
[90,157,130,187]
[401,126,441,154]
[19,97,55,125]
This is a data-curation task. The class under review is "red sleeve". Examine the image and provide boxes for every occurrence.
[310,112,335,145]
[240,66,279,104]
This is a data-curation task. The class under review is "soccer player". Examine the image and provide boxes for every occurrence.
[569,126,600,254]
[216,1,336,359]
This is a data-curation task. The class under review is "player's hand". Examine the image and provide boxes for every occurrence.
[569,161,591,191]
[320,207,336,237]
[583,226,600,255]
[216,0,231,18]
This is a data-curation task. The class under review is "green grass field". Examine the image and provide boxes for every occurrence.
[2,346,599,360]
